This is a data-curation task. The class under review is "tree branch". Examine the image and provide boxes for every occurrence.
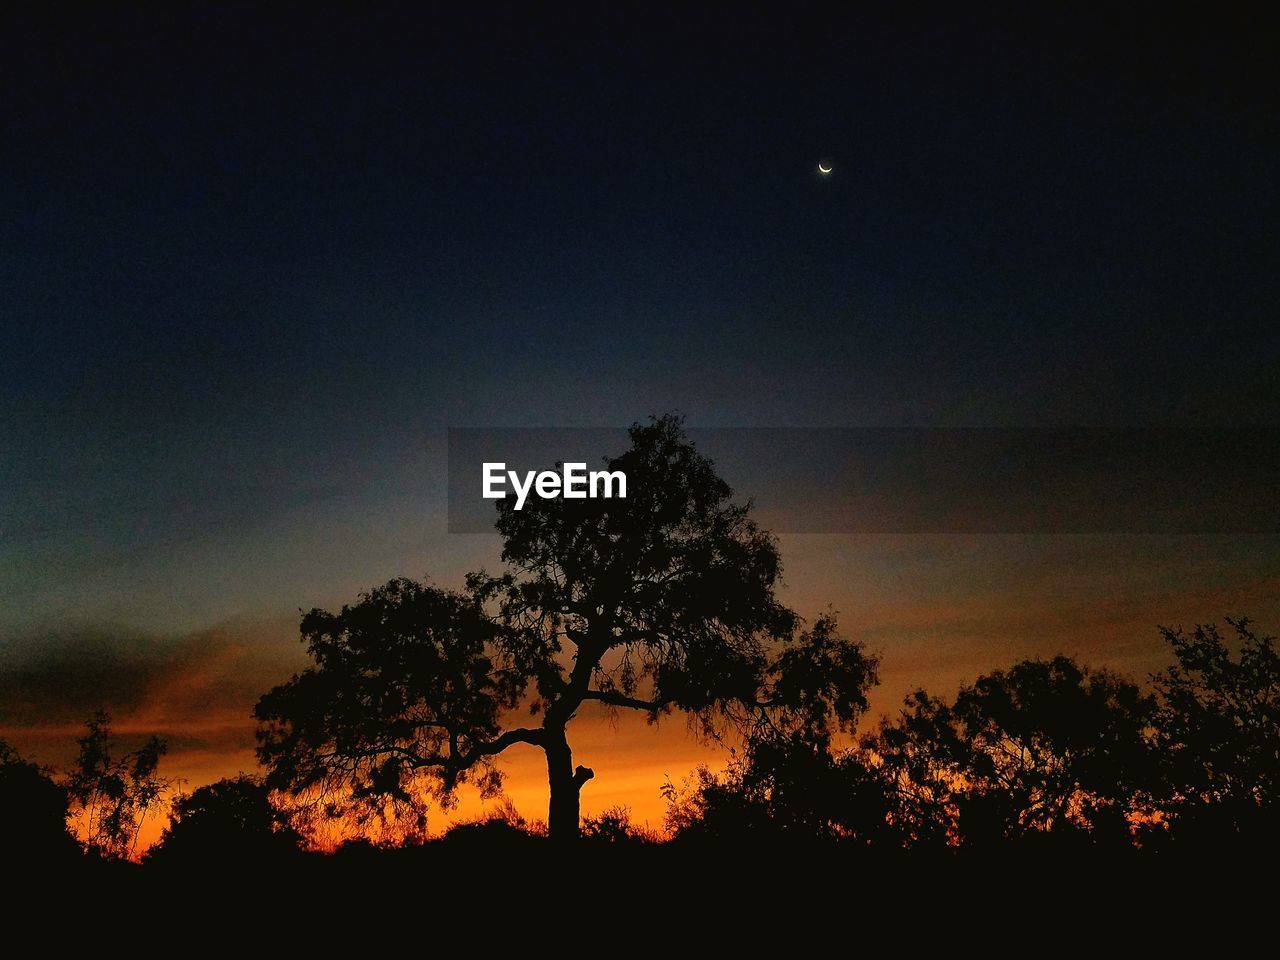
[349,727,547,777]
[581,690,669,712]
[454,726,546,767]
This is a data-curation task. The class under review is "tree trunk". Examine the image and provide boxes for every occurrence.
[545,728,593,841]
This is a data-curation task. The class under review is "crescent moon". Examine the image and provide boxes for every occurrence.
[818,163,832,174]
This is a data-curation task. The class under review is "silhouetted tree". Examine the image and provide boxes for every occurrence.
[868,656,1157,847]
[146,774,302,867]
[0,739,80,863]
[861,690,965,847]
[663,614,885,844]
[664,733,892,845]
[1153,617,1280,844]
[256,416,876,839]
[65,710,171,860]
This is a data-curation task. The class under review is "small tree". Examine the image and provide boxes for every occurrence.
[147,774,301,866]
[663,734,891,845]
[1154,617,1280,841]
[868,656,1157,846]
[256,416,877,840]
[65,710,171,860]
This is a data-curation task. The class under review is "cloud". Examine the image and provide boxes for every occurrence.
[0,616,306,760]
[0,626,170,724]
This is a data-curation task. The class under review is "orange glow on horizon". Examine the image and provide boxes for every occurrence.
[5,553,1275,856]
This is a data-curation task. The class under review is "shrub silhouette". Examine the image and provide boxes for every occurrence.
[147,774,301,867]
[0,740,80,864]
[581,805,656,844]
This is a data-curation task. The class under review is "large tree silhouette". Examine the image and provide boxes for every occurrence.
[255,416,875,839]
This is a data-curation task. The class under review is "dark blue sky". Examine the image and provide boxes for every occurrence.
[2,5,1277,633]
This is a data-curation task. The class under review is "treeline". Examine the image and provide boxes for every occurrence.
[3,616,1276,867]
[664,617,1278,852]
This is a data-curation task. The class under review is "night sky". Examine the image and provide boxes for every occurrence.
[2,6,1277,834]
